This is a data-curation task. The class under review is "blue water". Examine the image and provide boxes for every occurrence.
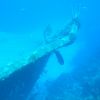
[0,0,100,100]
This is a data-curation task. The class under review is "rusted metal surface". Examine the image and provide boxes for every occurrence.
[0,17,79,80]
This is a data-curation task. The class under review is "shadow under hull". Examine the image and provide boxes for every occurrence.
[0,53,51,100]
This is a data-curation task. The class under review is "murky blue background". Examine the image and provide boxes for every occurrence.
[0,0,100,100]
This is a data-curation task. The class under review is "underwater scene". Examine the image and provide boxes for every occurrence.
[0,0,100,100]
